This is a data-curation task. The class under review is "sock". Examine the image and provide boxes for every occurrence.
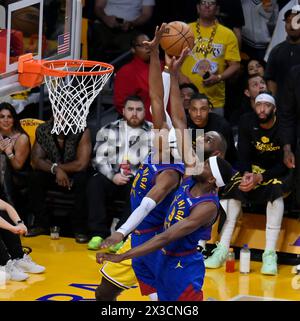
[265,197,284,251]
[197,240,206,249]
[148,292,158,301]
[219,199,241,249]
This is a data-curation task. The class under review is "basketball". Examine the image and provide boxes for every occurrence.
[160,21,195,57]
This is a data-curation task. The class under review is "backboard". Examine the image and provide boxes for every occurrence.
[0,0,82,96]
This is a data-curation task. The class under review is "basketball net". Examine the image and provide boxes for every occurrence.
[18,54,114,135]
[44,61,112,135]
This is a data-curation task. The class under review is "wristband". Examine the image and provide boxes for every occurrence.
[16,220,24,225]
[51,163,58,174]
[7,153,15,159]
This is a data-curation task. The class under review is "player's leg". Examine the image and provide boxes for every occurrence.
[205,199,241,268]
[261,197,284,275]
[95,277,124,301]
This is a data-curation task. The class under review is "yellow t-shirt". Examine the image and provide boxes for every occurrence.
[181,22,240,109]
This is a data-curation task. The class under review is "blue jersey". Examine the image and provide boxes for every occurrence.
[163,177,219,254]
[130,153,185,230]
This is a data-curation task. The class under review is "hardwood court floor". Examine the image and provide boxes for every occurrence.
[0,236,299,301]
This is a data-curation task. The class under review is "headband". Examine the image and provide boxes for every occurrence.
[209,156,225,187]
[255,93,275,106]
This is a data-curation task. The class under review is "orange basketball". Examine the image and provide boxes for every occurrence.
[160,21,195,57]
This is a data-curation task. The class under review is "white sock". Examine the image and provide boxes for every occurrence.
[265,197,284,251]
[148,292,158,301]
[219,199,241,249]
[198,240,206,249]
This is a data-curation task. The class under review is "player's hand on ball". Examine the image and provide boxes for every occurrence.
[143,23,167,51]
[101,232,124,249]
[168,47,190,74]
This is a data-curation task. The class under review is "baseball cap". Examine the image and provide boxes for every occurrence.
[284,5,300,21]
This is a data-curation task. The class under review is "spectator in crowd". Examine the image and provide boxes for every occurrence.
[247,59,266,77]
[205,92,292,275]
[186,92,237,166]
[89,0,155,62]
[87,95,152,251]
[180,0,240,117]
[264,1,300,61]
[179,83,199,112]
[25,119,92,243]
[241,0,279,61]
[264,6,300,114]
[114,32,164,121]
[280,64,300,211]
[0,103,31,212]
[0,198,45,281]
[239,73,268,117]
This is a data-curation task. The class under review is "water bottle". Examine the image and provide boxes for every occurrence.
[225,248,235,273]
[239,244,251,274]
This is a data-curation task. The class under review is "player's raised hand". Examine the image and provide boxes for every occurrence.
[167,47,190,74]
[96,252,125,264]
[143,23,167,51]
[100,232,124,249]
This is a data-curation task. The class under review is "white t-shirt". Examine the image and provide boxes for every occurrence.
[104,0,155,21]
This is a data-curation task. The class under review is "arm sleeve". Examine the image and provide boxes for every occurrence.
[117,197,157,236]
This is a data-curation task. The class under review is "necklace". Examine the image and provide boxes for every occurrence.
[195,19,218,57]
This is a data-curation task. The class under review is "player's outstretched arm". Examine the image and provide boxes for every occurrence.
[100,169,181,248]
[96,201,216,264]
[168,50,201,174]
[144,24,168,130]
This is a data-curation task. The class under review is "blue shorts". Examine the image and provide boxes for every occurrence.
[131,228,162,296]
[155,251,205,301]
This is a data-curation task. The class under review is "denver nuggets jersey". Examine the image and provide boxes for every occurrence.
[164,177,219,253]
[130,153,185,230]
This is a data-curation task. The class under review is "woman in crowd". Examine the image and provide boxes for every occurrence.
[0,198,45,281]
[0,102,31,208]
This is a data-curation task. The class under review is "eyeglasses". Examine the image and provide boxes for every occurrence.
[135,43,148,49]
[200,0,217,6]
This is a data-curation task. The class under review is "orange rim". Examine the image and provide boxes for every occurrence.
[41,59,114,77]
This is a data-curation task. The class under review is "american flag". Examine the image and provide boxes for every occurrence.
[57,32,70,54]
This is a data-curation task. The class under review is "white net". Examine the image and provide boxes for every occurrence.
[44,61,113,135]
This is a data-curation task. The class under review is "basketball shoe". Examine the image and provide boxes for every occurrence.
[5,260,29,281]
[15,254,45,274]
[204,242,228,269]
[88,236,103,250]
[261,250,277,275]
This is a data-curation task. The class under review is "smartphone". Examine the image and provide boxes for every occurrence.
[202,71,210,80]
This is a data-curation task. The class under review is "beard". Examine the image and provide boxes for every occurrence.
[256,111,275,124]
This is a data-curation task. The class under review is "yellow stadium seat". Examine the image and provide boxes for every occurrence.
[20,118,44,147]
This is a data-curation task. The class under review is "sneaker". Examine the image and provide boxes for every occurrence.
[88,236,103,250]
[0,266,10,282]
[15,255,45,274]
[261,250,278,275]
[204,242,228,269]
[5,260,29,281]
[109,241,124,253]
